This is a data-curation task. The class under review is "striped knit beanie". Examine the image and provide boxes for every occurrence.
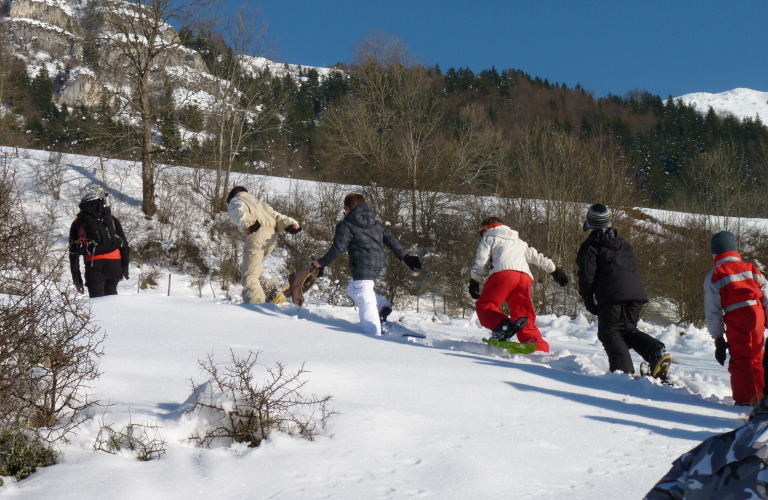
[583,203,611,232]
[80,193,100,203]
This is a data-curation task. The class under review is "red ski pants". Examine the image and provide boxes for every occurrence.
[475,270,549,352]
[724,305,765,405]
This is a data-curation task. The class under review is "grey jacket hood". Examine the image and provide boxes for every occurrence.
[345,203,378,229]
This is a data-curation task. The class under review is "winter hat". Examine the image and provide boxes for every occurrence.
[710,231,738,255]
[80,193,100,204]
[583,203,611,232]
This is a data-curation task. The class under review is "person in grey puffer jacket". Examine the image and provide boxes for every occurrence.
[644,394,768,499]
[312,193,421,335]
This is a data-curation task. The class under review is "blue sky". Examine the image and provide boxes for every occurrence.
[249,0,766,98]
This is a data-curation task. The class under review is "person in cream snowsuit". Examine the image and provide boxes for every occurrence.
[470,217,569,352]
[226,186,300,304]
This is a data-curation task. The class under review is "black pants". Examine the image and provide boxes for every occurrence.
[597,301,664,374]
[84,259,122,298]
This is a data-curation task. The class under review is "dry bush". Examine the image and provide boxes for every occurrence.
[93,417,167,461]
[35,152,67,201]
[207,215,242,289]
[0,163,104,449]
[187,351,335,448]
[138,269,163,290]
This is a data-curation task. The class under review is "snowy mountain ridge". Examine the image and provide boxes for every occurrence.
[677,87,768,122]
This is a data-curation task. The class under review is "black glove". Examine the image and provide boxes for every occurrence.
[122,266,129,280]
[248,221,261,234]
[285,225,302,235]
[75,283,84,294]
[469,279,481,300]
[583,295,599,315]
[551,266,569,287]
[403,254,422,271]
[714,336,728,366]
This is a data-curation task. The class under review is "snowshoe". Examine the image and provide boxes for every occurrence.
[490,317,528,342]
[649,349,674,380]
[272,267,320,306]
[482,338,538,355]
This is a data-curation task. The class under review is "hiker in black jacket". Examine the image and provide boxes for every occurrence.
[312,193,421,335]
[576,203,672,379]
[69,193,130,298]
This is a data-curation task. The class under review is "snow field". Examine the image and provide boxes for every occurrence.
[0,147,754,498]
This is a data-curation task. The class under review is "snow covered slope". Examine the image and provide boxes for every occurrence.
[0,147,755,498]
[240,55,338,79]
[0,290,746,499]
[678,87,768,122]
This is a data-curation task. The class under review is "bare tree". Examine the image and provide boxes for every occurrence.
[88,0,219,215]
[683,145,749,234]
[204,4,280,213]
[320,31,443,236]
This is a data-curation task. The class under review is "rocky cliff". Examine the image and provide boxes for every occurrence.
[2,0,209,108]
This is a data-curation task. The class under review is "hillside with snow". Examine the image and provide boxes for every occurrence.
[677,87,768,122]
[0,146,756,498]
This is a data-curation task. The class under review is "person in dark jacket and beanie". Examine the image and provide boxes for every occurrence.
[68,193,130,298]
[312,193,421,335]
[576,203,672,379]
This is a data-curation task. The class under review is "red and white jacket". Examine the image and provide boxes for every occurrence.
[704,251,768,339]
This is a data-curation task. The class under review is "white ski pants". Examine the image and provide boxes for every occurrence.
[346,280,391,335]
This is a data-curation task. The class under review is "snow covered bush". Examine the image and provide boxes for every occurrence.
[93,418,167,461]
[186,351,335,448]
[0,426,56,484]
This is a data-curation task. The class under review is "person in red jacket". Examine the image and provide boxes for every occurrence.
[704,231,768,405]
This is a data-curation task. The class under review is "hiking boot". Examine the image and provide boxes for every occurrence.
[649,348,673,380]
[379,306,392,324]
[490,317,528,342]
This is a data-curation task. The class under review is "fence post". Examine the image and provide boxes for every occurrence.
[167,274,171,296]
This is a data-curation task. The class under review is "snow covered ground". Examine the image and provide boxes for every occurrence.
[0,147,755,498]
[677,87,768,122]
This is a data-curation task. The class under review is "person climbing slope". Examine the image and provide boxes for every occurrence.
[312,193,421,336]
[469,217,569,353]
[704,230,768,405]
[226,186,301,304]
[68,193,130,298]
[576,203,672,379]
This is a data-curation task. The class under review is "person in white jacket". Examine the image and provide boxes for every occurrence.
[469,217,569,352]
[226,186,301,304]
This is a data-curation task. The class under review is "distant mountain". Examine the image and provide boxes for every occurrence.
[677,88,768,122]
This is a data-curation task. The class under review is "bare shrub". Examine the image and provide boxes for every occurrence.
[0,164,104,446]
[93,417,167,461]
[36,152,67,201]
[187,351,335,448]
[139,269,163,290]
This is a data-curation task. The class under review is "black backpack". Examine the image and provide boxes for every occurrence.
[76,200,123,255]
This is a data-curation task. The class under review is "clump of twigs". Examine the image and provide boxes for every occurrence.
[186,351,335,448]
[93,416,167,461]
